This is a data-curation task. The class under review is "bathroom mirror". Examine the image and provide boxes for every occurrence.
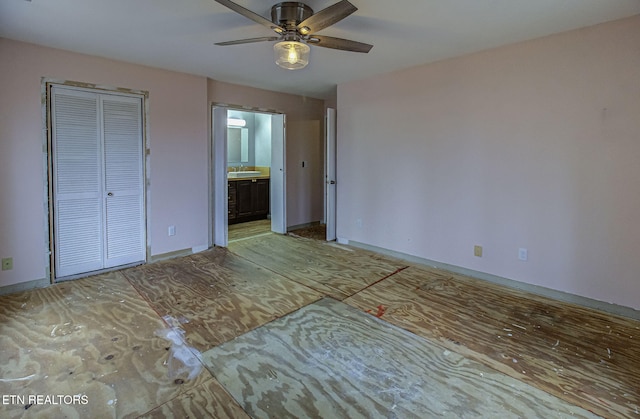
[228,127,249,163]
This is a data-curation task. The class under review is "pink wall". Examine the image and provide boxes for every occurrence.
[336,16,640,309]
[0,38,327,289]
[207,80,325,227]
[0,38,209,287]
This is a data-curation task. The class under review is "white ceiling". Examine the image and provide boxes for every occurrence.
[2,0,639,99]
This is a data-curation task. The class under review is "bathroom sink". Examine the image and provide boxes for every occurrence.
[228,171,262,178]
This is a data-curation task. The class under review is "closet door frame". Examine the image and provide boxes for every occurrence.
[43,80,151,283]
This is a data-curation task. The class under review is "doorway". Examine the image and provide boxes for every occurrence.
[212,106,286,247]
[48,84,147,279]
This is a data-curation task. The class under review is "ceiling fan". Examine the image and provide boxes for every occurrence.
[213,0,373,70]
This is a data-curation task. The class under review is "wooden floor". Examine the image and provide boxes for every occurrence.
[0,225,639,418]
[228,220,272,242]
[289,224,327,241]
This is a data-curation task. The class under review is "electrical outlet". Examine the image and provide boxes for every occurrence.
[168,225,176,236]
[2,258,13,271]
[474,245,483,257]
[518,248,528,261]
[356,218,363,228]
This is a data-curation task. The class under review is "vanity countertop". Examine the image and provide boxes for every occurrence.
[227,166,270,181]
[227,175,270,181]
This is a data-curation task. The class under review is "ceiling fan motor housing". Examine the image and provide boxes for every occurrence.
[212,0,372,56]
[271,2,313,29]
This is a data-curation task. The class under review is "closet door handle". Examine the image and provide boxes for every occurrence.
[107,192,113,197]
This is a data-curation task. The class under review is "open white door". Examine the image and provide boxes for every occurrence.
[325,108,337,241]
[212,106,228,247]
[270,114,286,234]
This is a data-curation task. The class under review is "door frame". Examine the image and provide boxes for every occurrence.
[42,79,151,283]
[210,103,287,247]
[269,113,287,235]
[325,107,337,241]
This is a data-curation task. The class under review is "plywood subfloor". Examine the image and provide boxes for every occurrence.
[1,233,639,418]
[344,265,640,418]
[203,298,597,419]
[228,219,272,242]
[138,379,250,419]
[229,235,640,418]
[121,247,323,352]
[0,271,238,418]
[229,233,407,300]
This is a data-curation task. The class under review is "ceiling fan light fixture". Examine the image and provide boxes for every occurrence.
[274,40,310,70]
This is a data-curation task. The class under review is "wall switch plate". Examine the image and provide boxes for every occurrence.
[356,218,363,228]
[168,225,176,236]
[518,248,528,261]
[474,245,483,257]
[2,258,13,271]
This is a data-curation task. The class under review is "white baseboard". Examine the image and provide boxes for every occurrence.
[149,250,191,263]
[191,244,209,254]
[0,278,50,296]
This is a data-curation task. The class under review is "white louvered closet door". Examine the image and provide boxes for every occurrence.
[52,87,145,278]
[102,95,145,268]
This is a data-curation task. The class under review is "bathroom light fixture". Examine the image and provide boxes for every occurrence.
[274,40,310,70]
[227,118,246,127]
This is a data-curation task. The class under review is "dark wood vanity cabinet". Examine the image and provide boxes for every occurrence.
[228,181,237,222]
[255,180,270,215]
[228,178,269,224]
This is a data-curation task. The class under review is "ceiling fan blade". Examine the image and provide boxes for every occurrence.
[214,0,284,34]
[307,35,373,53]
[297,0,357,34]
[215,36,280,46]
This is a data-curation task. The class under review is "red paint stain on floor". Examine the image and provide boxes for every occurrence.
[366,305,387,318]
